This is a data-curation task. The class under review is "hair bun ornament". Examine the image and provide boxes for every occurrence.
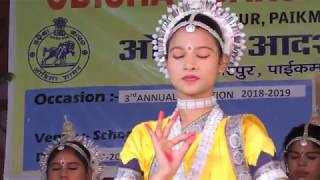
[39,116,107,180]
[152,0,246,78]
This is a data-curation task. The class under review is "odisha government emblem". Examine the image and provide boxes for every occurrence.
[28,17,90,83]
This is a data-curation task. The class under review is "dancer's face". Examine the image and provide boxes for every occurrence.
[167,27,228,99]
[286,141,320,180]
[47,148,92,180]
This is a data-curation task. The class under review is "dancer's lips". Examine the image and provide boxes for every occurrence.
[182,75,199,81]
[294,170,309,178]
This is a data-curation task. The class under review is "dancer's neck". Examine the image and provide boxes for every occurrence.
[179,107,213,129]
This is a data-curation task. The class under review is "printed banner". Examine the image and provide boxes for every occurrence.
[24,80,312,171]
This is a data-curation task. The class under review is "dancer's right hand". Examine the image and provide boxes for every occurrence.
[145,110,196,180]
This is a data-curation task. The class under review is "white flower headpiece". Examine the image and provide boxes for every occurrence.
[152,0,246,78]
[39,116,106,180]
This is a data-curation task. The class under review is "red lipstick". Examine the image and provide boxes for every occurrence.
[182,75,199,81]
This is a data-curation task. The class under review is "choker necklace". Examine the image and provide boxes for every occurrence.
[177,96,217,110]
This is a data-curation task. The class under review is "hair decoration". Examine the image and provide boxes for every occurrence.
[284,74,320,150]
[152,0,246,78]
[39,115,106,180]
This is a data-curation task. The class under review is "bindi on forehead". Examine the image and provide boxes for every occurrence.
[291,143,320,152]
[60,157,66,167]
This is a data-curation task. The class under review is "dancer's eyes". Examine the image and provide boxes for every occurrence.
[287,152,299,160]
[49,164,62,171]
[170,49,185,60]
